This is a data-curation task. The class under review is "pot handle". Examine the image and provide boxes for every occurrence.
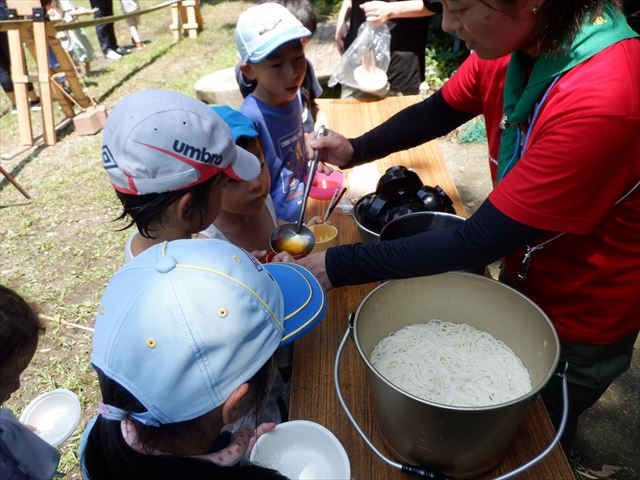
[490,362,569,480]
[334,326,453,480]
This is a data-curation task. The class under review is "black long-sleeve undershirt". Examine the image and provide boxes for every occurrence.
[346,90,477,168]
[326,197,545,287]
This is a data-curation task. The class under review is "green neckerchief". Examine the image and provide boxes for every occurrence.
[497,3,638,181]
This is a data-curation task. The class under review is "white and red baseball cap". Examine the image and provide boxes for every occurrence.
[101,90,260,195]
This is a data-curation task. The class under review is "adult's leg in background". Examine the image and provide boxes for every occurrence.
[89,0,118,55]
[542,329,639,451]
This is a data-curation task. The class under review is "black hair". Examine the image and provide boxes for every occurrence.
[114,175,223,239]
[0,284,44,365]
[260,0,317,33]
[82,358,288,479]
[485,0,621,53]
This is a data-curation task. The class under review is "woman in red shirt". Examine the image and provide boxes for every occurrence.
[293,0,640,450]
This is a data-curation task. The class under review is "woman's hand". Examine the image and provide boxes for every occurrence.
[306,129,354,169]
[269,251,334,291]
[297,251,334,291]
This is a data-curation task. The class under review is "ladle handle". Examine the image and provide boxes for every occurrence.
[296,125,327,233]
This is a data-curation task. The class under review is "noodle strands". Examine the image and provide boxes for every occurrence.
[370,320,531,407]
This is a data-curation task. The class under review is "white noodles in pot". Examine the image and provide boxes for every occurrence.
[370,320,532,407]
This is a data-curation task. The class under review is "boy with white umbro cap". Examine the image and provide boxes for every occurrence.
[101,89,261,261]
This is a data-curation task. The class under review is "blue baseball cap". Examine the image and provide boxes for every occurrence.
[235,3,311,64]
[210,105,259,142]
[91,239,327,425]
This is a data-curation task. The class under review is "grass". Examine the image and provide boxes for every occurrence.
[0,2,475,478]
[1,2,262,477]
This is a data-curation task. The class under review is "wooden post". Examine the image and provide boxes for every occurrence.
[170,0,201,42]
[6,23,33,145]
[31,9,56,145]
[170,1,184,43]
[5,0,97,146]
[182,0,200,39]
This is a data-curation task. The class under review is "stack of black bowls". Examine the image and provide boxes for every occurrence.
[353,165,456,241]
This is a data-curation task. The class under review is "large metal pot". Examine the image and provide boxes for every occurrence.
[351,272,560,479]
[353,193,380,243]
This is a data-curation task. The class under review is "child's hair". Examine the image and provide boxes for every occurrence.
[83,361,286,479]
[260,0,317,34]
[101,90,261,236]
[114,174,225,238]
[0,285,44,365]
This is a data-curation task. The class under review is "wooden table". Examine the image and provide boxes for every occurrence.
[288,96,574,479]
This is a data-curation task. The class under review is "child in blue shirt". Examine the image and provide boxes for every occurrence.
[235,0,325,134]
[235,2,313,223]
[0,285,60,480]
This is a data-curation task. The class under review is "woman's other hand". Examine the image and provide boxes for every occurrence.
[361,1,393,26]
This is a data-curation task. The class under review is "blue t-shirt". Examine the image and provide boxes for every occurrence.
[235,60,323,134]
[0,408,60,480]
[240,95,307,222]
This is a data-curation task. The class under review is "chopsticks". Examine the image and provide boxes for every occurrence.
[323,186,347,223]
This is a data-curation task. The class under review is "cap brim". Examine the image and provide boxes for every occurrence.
[247,26,312,63]
[225,144,261,182]
[265,263,327,345]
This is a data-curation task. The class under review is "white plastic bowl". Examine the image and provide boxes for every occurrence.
[19,388,82,447]
[250,420,351,479]
[354,65,388,93]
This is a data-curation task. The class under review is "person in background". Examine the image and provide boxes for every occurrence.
[197,105,323,422]
[119,0,145,50]
[234,3,313,224]
[0,285,60,480]
[42,0,97,76]
[89,0,129,60]
[0,0,41,114]
[197,105,278,253]
[335,0,436,95]
[198,105,323,255]
[235,0,325,133]
[100,89,260,262]
[80,238,327,479]
[298,0,639,452]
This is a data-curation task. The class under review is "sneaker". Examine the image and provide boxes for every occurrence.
[115,46,131,56]
[10,105,17,114]
[104,49,122,60]
[29,99,41,111]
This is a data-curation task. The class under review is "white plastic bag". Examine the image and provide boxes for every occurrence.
[329,22,391,96]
